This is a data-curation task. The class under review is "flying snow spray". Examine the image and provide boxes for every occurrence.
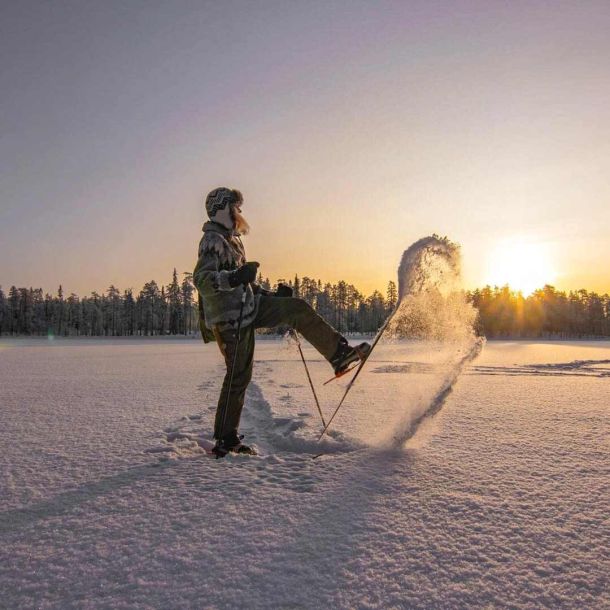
[382,235,484,447]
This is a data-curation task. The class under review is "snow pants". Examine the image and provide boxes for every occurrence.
[214,296,342,440]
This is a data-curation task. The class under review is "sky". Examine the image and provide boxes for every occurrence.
[1,0,609,297]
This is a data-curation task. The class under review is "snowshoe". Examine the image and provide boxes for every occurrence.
[330,338,372,376]
[212,434,257,459]
[323,361,360,385]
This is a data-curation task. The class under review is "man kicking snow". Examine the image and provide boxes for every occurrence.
[194,187,371,458]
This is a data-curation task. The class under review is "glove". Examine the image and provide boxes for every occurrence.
[228,262,260,287]
[275,283,293,297]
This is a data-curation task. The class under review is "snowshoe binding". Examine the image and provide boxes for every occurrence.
[329,338,372,377]
[212,434,257,459]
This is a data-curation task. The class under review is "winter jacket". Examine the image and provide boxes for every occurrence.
[193,222,260,339]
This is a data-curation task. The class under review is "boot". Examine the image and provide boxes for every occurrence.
[212,434,257,458]
[330,338,372,375]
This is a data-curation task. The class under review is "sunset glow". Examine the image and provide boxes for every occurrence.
[1,3,609,296]
[485,240,557,296]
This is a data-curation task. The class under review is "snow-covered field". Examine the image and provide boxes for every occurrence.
[1,337,608,609]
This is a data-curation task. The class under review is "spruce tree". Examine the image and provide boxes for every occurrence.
[181,273,195,335]
[0,287,6,334]
[167,269,182,335]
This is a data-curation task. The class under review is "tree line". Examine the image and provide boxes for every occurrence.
[1,272,609,338]
[467,284,610,338]
[0,270,197,337]
[0,272,397,338]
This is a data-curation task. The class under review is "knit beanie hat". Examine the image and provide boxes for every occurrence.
[205,187,242,230]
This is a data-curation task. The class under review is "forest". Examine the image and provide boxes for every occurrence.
[1,270,609,338]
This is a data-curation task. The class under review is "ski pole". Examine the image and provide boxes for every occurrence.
[317,310,396,441]
[217,288,247,442]
[291,329,326,428]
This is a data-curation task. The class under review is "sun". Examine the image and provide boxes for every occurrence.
[485,239,557,295]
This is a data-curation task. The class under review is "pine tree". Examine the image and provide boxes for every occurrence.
[8,286,19,334]
[104,286,120,335]
[0,287,6,334]
[56,285,65,336]
[181,273,195,335]
[123,289,135,336]
[139,281,161,336]
[335,281,348,333]
[67,293,80,336]
[386,281,397,312]
[367,290,386,333]
[167,269,182,335]
[18,288,32,334]
[88,292,103,336]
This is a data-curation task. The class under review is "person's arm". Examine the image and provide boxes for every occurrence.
[252,283,273,296]
[193,249,235,294]
[250,282,293,297]
[194,252,259,295]
[274,283,293,297]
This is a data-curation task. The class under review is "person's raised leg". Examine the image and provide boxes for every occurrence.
[255,296,341,360]
[254,295,371,375]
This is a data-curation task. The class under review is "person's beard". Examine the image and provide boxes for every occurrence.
[232,207,250,235]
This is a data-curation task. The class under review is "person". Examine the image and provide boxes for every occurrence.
[194,187,370,457]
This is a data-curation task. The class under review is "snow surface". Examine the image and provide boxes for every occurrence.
[0,337,608,609]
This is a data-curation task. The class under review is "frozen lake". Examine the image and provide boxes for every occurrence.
[0,337,608,609]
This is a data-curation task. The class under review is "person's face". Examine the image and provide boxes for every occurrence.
[230,201,241,223]
[231,200,250,234]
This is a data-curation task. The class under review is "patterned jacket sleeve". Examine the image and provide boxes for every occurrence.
[193,244,234,295]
